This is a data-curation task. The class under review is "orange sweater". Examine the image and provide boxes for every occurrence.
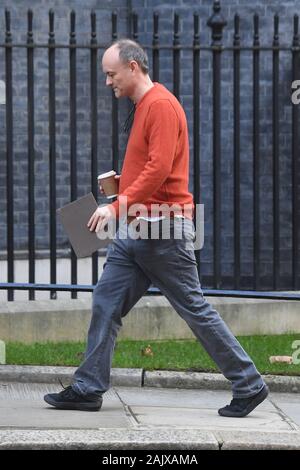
[108,83,194,219]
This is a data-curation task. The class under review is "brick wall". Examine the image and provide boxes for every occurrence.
[0,0,298,289]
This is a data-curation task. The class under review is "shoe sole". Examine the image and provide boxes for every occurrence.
[44,394,101,411]
[218,385,269,418]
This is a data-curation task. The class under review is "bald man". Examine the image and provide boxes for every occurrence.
[44,40,268,417]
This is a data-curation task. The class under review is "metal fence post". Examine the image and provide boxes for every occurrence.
[27,9,35,300]
[5,9,14,301]
[207,0,227,288]
[90,10,99,286]
[48,9,57,299]
[292,14,300,290]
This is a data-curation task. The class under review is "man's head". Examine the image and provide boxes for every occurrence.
[102,39,149,100]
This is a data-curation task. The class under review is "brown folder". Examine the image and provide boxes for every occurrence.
[57,193,115,258]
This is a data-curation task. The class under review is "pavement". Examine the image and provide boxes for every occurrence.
[0,365,300,450]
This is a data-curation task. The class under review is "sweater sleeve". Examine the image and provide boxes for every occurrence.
[108,99,179,218]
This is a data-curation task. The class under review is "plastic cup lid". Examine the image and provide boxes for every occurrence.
[97,170,116,180]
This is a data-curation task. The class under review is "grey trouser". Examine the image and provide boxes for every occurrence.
[72,218,265,399]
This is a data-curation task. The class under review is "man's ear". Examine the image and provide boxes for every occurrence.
[129,60,139,72]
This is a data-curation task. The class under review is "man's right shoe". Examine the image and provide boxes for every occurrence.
[218,385,269,418]
[44,385,102,411]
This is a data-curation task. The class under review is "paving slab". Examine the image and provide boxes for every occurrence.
[216,430,300,450]
[0,383,130,430]
[116,387,275,410]
[268,392,300,428]
[117,387,291,432]
[0,428,219,450]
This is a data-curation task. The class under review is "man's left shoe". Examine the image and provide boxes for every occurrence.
[218,385,269,417]
[44,385,102,411]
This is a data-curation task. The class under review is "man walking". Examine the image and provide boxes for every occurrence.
[44,39,268,417]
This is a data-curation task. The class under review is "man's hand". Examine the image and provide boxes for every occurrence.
[99,174,121,195]
[87,205,114,233]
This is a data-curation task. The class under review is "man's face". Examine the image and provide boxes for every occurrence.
[102,46,134,98]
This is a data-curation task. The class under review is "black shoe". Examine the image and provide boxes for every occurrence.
[218,385,269,418]
[44,385,102,411]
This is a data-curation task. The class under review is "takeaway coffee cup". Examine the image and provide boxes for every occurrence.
[97,170,119,199]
